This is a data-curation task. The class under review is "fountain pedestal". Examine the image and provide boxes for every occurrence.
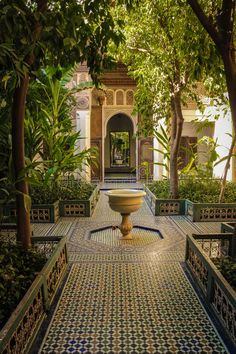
[106,189,146,240]
[119,214,133,239]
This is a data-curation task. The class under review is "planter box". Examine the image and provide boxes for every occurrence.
[59,185,100,217]
[186,200,236,222]
[0,235,68,354]
[185,233,236,349]
[144,185,185,216]
[3,201,60,223]
[144,185,236,222]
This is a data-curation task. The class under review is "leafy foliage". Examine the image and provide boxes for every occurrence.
[30,184,60,204]
[59,180,96,201]
[148,178,236,203]
[116,0,223,198]
[30,179,96,204]
[0,1,126,84]
[0,243,47,329]
[212,257,236,291]
[24,67,97,192]
[118,0,220,120]
[0,0,129,247]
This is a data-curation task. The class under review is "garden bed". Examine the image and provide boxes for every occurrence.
[59,184,100,217]
[3,200,60,223]
[0,235,68,354]
[144,185,185,216]
[145,180,236,221]
[185,232,236,349]
[1,181,99,223]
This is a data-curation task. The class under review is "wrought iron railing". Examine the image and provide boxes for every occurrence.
[0,235,68,354]
[186,233,236,349]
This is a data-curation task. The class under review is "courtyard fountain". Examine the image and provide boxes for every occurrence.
[106,189,146,239]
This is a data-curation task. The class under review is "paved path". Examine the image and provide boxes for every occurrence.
[37,191,228,353]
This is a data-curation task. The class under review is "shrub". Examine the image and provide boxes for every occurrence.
[212,257,236,291]
[30,184,59,204]
[0,243,47,329]
[148,179,236,203]
[59,180,96,200]
[30,180,96,204]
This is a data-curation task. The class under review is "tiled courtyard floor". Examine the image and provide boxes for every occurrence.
[35,190,229,353]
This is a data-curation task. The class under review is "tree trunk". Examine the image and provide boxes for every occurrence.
[12,76,32,248]
[169,93,184,198]
[10,0,47,248]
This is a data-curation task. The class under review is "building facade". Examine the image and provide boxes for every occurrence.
[73,63,234,182]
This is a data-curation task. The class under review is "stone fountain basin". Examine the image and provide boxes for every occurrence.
[105,189,146,214]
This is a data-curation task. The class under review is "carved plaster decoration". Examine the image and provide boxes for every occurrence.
[77,95,89,110]
[106,90,114,105]
[126,90,134,105]
[104,89,134,106]
[116,90,124,105]
[104,108,137,137]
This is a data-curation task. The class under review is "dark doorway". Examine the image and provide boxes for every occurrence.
[104,113,136,178]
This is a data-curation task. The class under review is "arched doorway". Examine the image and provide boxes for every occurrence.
[104,113,136,178]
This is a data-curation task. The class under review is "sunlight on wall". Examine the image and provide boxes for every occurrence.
[214,110,232,179]
[197,105,232,179]
[76,110,91,180]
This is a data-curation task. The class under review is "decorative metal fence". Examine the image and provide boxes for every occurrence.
[0,235,68,354]
[185,233,236,348]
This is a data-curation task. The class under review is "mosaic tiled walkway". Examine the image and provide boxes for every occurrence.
[38,191,228,353]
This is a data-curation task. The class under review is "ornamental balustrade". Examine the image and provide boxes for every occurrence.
[185,232,236,349]
[0,234,68,354]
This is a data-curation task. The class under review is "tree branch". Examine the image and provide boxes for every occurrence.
[217,0,235,44]
[187,0,223,49]
[127,45,152,54]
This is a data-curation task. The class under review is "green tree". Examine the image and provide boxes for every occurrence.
[0,0,125,248]
[187,1,236,133]
[187,0,236,200]
[120,0,218,197]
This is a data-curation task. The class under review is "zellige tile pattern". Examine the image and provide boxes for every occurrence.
[39,190,228,354]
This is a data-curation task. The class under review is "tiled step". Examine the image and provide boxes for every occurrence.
[104,178,137,183]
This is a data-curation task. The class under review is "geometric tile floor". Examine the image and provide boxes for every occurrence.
[90,226,162,248]
[37,190,229,353]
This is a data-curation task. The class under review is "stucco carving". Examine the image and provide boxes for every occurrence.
[77,95,89,110]
[104,108,134,121]
[103,108,137,137]
[116,90,124,105]
[106,90,114,105]
[126,90,134,105]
